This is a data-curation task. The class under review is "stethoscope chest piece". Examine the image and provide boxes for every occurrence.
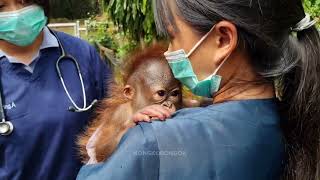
[0,120,13,136]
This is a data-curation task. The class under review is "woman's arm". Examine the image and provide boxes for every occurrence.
[77,123,159,180]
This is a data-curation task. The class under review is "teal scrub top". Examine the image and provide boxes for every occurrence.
[77,99,285,180]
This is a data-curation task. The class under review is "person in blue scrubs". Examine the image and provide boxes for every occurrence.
[77,0,320,180]
[0,0,111,180]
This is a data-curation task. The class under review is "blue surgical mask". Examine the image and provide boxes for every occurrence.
[0,5,47,47]
[164,26,229,98]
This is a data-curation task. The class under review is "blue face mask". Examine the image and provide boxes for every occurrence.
[164,26,229,98]
[0,5,47,47]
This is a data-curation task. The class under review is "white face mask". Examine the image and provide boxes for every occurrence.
[164,25,229,97]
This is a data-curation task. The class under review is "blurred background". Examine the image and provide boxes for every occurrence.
[48,0,320,71]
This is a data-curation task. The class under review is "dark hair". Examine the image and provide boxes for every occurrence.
[153,0,320,179]
[24,0,50,16]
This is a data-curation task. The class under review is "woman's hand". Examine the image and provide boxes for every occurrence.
[183,97,213,108]
[132,105,175,123]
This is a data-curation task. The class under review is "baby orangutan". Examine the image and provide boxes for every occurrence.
[78,44,183,164]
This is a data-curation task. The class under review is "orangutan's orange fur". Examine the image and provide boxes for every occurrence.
[77,44,174,163]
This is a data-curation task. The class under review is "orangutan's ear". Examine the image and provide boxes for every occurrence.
[123,85,135,100]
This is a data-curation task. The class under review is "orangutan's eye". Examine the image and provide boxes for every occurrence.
[171,90,180,97]
[0,4,5,11]
[157,90,166,97]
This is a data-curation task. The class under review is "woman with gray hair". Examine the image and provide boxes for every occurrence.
[77,0,320,180]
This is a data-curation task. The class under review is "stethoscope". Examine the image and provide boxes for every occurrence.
[53,29,98,113]
[0,80,13,136]
[0,28,97,136]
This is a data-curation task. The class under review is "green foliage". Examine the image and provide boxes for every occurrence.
[87,19,114,49]
[304,0,320,27]
[116,40,138,59]
[86,14,138,59]
[104,0,319,44]
[90,0,319,58]
[304,0,320,17]
[105,0,157,44]
[50,0,100,19]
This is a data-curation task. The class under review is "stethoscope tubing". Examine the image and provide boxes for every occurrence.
[56,55,87,110]
[51,28,97,113]
[0,64,14,136]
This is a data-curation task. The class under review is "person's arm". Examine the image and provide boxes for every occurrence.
[89,46,112,99]
[77,123,160,180]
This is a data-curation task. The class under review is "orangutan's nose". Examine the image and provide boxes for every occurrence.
[161,101,176,113]
[162,101,172,108]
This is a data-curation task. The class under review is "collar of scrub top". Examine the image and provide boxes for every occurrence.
[0,26,59,73]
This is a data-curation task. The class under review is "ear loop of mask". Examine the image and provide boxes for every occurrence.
[186,24,230,78]
[212,53,231,76]
[201,53,231,81]
[186,25,216,58]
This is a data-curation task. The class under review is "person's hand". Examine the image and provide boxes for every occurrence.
[183,97,213,108]
[132,105,174,123]
[182,99,201,107]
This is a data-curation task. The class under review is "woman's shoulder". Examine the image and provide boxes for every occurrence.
[133,98,282,148]
[119,99,285,179]
[79,98,285,179]
[117,98,282,149]
[147,98,283,152]
[166,98,280,125]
